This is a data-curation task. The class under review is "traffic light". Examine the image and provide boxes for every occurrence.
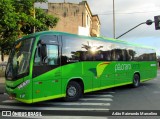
[154,15,160,30]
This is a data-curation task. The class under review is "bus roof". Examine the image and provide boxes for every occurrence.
[19,31,155,50]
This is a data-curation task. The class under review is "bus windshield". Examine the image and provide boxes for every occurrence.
[5,38,34,80]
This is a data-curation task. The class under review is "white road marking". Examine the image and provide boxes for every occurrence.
[153,91,160,94]
[44,102,111,106]
[80,98,113,101]
[24,116,108,119]
[94,91,115,94]
[2,100,111,107]
[3,93,8,95]
[3,116,108,119]
[1,93,115,112]
[2,100,19,103]
[0,105,109,111]
[85,94,113,98]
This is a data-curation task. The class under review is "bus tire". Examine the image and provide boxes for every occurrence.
[64,81,82,102]
[132,73,140,88]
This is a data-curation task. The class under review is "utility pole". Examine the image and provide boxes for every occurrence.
[33,4,35,33]
[113,0,116,39]
[33,2,36,33]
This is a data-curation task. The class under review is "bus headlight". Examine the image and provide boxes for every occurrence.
[18,80,30,89]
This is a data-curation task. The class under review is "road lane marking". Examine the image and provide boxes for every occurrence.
[93,91,115,94]
[80,98,113,101]
[0,105,109,111]
[1,93,114,112]
[153,91,160,94]
[2,100,111,107]
[19,116,108,119]
[43,102,111,106]
[2,100,19,103]
[84,94,113,98]
[3,93,7,95]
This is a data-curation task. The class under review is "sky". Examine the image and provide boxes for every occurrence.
[36,0,160,55]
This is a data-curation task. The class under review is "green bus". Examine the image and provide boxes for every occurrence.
[5,31,157,103]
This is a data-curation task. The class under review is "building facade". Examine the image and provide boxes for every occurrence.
[48,1,100,37]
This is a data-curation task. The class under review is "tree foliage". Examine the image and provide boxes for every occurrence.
[0,0,18,51]
[0,0,59,55]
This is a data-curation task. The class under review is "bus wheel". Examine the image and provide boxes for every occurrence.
[65,81,82,102]
[132,74,140,88]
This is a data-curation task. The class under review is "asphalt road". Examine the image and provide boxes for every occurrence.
[0,70,160,119]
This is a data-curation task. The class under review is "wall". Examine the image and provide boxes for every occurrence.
[48,2,100,37]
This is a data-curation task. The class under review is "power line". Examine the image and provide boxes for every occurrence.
[46,8,160,16]
[96,10,160,15]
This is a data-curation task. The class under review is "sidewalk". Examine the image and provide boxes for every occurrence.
[0,77,5,83]
[0,77,5,94]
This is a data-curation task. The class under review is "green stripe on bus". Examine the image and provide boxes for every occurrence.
[15,98,32,104]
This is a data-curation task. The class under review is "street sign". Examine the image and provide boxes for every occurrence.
[154,15,160,30]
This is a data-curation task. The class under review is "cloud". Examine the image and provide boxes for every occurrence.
[39,0,160,53]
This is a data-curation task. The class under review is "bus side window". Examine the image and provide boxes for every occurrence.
[46,45,58,65]
[34,44,58,66]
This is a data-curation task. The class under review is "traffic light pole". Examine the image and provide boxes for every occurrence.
[116,20,153,39]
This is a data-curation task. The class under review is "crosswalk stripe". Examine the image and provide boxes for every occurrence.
[2,100,19,103]
[3,93,8,95]
[1,93,114,112]
[26,116,108,119]
[95,91,115,94]
[84,94,113,98]
[2,98,112,104]
[10,116,108,119]
[43,102,111,106]
[2,100,111,106]
[2,95,113,103]
[0,105,109,111]
[80,98,113,101]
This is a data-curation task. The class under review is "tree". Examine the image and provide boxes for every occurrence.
[0,0,18,55]
[35,8,59,32]
[13,0,59,34]
[0,0,59,57]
